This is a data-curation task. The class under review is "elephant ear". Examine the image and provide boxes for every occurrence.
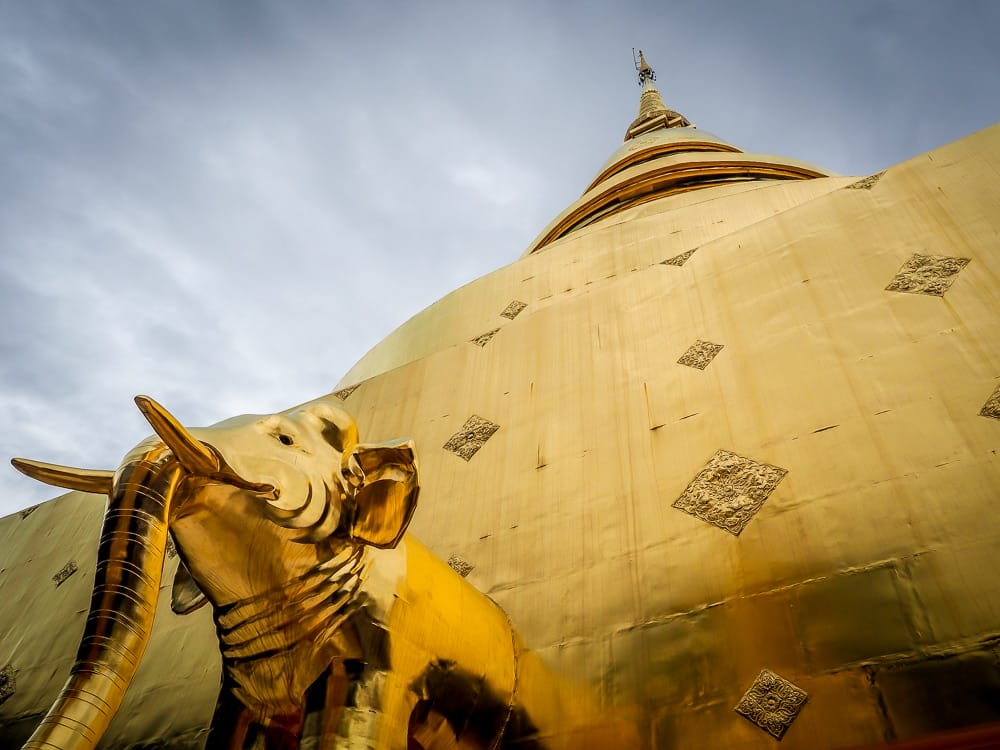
[171,557,208,615]
[342,439,419,549]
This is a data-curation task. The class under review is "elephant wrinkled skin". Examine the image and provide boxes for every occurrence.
[12,396,634,750]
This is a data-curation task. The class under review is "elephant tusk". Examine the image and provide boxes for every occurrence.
[11,457,115,495]
[134,395,220,476]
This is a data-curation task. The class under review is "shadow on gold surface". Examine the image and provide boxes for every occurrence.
[844,721,1000,750]
[12,396,637,750]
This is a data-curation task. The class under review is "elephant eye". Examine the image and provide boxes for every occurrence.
[277,434,294,446]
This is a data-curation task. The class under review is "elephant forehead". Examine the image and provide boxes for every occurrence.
[187,417,291,458]
[284,400,359,450]
[281,395,353,420]
[204,412,275,430]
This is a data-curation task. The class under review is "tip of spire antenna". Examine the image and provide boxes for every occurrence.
[637,49,655,85]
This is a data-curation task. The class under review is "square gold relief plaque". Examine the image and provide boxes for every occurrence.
[447,554,474,577]
[443,416,500,461]
[672,450,787,535]
[735,669,808,739]
[499,300,527,320]
[52,560,78,587]
[677,339,724,370]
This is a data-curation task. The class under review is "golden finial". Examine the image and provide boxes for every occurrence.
[625,48,692,140]
[634,48,655,85]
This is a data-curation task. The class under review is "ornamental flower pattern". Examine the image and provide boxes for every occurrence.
[885,254,970,297]
[979,384,1000,420]
[333,383,360,401]
[499,300,528,320]
[845,171,885,189]
[735,669,808,739]
[0,664,14,705]
[447,554,475,578]
[673,450,787,535]
[661,248,697,266]
[443,415,500,461]
[470,328,500,347]
[52,560,78,587]
[677,340,725,370]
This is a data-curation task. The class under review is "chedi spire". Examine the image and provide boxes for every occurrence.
[625,49,692,140]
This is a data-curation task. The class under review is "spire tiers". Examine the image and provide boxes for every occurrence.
[625,51,691,141]
[517,50,834,256]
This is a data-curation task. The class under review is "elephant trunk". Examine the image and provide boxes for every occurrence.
[23,443,183,750]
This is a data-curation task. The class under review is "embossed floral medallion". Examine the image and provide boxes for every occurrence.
[846,171,885,189]
[885,254,970,297]
[470,328,500,347]
[979,384,1000,420]
[661,248,697,266]
[500,300,528,320]
[52,560,78,587]
[673,450,787,535]
[677,340,725,370]
[443,415,501,461]
[735,669,808,739]
[0,664,14,705]
[447,554,475,577]
[333,383,360,401]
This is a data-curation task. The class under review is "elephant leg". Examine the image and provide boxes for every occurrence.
[206,679,307,750]
[367,667,420,750]
[298,663,350,749]
[409,702,486,750]
[205,680,254,750]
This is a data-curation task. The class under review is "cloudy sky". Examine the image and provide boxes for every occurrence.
[2,2,998,514]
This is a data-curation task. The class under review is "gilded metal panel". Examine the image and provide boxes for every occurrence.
[338,175,857,386]
[871,652,1000,739]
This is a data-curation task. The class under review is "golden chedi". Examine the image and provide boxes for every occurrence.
[2,52,1000,749]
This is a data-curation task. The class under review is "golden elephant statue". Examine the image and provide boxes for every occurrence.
[13,396,637,750]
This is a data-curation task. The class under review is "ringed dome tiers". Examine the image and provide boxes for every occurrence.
[340,59,839,385]
[522,64,833,256]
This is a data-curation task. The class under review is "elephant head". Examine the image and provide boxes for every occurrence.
[11,395,419,750]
